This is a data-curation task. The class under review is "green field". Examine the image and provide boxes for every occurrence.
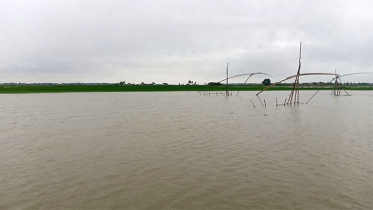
[0,84,372,94]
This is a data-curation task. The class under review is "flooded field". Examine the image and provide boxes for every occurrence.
[1,91,372,210]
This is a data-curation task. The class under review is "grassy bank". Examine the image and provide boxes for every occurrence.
[0,84,372,94]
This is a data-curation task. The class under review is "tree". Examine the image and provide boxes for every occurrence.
[262,79,271,86]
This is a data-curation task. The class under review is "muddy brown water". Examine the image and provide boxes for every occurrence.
[1,91,372,209]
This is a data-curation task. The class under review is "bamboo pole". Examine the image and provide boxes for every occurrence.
[217,72,273,83]
[306,90,320,104]
[226,63,229,96]
[257,95,264,107]
[250,99,256,108]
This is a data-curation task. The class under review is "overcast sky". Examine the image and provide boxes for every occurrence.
[1,0,372,84]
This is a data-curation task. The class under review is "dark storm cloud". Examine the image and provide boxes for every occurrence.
[1,0,372,83]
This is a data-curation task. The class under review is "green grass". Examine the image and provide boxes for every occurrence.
[0,84,372,94]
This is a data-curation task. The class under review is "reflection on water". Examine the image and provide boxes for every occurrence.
[1,91,372,210]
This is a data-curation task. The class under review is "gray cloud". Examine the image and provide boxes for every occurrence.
[1,0,372,83]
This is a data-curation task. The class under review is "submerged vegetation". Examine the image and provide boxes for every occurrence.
[0,83,372,94]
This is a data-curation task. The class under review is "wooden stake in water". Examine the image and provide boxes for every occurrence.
[250,99,256,108]
[257,95,264,107]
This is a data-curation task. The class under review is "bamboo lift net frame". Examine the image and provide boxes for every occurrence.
[256,42,338,105]
[217,72,273,96]
[256,41,372,105]
[330,72,373,96]
[201,71,273,96]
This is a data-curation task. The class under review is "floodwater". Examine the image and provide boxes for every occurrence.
[1,91,372,210]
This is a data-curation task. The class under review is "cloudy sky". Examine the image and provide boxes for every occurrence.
[1,0,372,84]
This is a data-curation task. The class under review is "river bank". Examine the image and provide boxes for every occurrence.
[0,84,372,94]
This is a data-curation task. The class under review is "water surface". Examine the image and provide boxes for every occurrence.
[1,91,372,209]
